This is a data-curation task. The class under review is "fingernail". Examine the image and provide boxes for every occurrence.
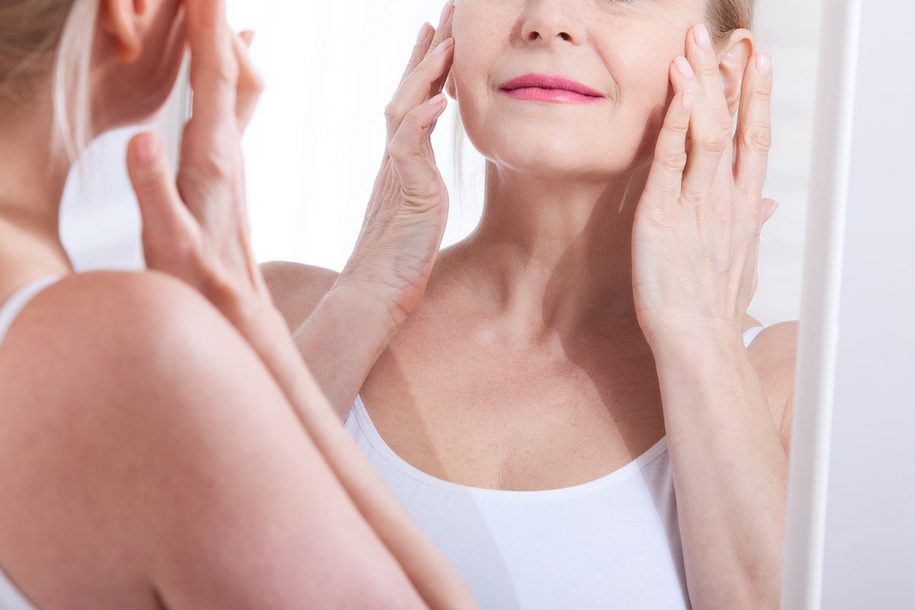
[675,56,695,78]
[681,89,694,111]
[756,52,772,75]
[417,22,431,44]
[694,24,712,50]
[428,93,447,107]
[240,30,255,46]
[434,37,454,54]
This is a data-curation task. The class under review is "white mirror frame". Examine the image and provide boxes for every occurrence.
[780,1,861,608]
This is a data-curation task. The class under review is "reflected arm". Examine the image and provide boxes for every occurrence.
[648,323,792,610]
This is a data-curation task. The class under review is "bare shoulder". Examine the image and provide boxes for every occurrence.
[0,270,285,602]
[261,261,339,330]
[746,319,800,450]
[0,270,261,419]
[0,270,228,360]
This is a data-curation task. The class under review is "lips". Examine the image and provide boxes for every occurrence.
[499,74,605,104]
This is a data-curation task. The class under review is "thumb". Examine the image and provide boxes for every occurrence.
[388,93,449,204]
[127,132,197,266]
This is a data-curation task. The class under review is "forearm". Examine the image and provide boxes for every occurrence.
[650,326,787,610]
[291,284,400,419]
[221,296,477,610]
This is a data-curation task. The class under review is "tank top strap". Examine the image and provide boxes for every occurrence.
[0,277,61,347]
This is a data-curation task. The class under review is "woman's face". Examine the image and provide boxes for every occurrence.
[451,0,707,181]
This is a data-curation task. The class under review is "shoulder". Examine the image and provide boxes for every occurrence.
[3,270,227,353]
[261,261,339,330]
[0,270,289,588]
[746,319,800,452]
[0,270,255,400]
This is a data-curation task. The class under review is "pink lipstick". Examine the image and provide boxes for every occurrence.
[499,74,605,104]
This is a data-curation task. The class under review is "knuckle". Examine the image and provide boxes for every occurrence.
[699,133,728,154]
[754,84,773,103]
[189,148,234,182]
[681,185,707,206]
[400,107,426,130]
[655,149,688,173]
[699,62,720,79]
[742,124,772,153]
[384,102,403,124]
[665,120,689,136]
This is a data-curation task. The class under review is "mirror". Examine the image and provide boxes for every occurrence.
[57,0,913,607]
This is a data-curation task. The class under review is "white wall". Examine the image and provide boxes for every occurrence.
[819,2,915,606]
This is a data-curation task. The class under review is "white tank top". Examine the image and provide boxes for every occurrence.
[344,325,766,610]
[0,277,60,610]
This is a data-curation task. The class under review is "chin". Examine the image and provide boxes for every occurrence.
[467,120,647,182]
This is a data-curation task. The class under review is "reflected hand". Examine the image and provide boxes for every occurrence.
[631,24,778,347]
[336,2,456,326]
[126,0,268,328]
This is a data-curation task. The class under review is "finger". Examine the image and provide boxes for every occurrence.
[734,52,773,200]
[686,24,734,139]
[127,133,198,264]
[385,37,454,142]
[430,1,455,50]
[642,90,694,208]
[185,0,238,135]
[427,1,455,94]
[399,0,453,84]
[232,30,265,132]
[400,22,435,84]
[388,93,449,199]
[669,56,729,207]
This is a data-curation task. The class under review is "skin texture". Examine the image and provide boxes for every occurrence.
[266,1,798,608]
[0,0,476,608]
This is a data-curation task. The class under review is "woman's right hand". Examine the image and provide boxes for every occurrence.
[334,1,456,327]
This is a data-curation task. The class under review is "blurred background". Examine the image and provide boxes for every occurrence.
[61,0,821,325]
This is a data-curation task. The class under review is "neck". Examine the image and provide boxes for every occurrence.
[457,160,652,340]
[0,94,75,290]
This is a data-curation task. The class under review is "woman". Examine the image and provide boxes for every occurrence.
[0,0,477,607]
[267,0,797,608]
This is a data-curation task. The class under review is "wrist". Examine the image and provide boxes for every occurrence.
[644,315,745,354]
[329,275,412,329]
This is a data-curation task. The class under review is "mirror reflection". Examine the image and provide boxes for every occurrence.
[1,0,822,608]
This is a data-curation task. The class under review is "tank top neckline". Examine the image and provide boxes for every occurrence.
[351,393,669,502]
[351,325,766,502]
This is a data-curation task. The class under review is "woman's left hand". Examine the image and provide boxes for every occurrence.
[126,2,268,328]
[631,24,777,348]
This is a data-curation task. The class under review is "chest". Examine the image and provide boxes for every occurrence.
[359,332,668,491]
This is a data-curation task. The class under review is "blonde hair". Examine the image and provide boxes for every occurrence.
[707,0,756,42]
[0,0,100,161]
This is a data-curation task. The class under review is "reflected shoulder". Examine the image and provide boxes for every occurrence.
[261,261,339,330]
[747,320,800,452]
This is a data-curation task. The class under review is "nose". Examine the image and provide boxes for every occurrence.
[519,0,586,46]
